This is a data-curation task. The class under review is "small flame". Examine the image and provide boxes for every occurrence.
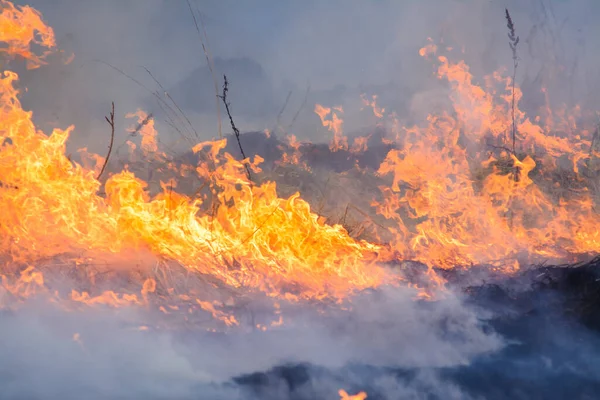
[315,104,347,152]
[339,389,367,400]
[361,94,385,118]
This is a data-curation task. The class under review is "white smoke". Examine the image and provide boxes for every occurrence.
[0,284,501,399]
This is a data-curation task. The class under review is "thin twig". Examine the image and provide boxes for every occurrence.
[97,102,115,181]
[341,203,350,226]
[130,112,153,137]
[275,90,293,133]
[505,9,521,183]
[218,75,252,182]
[187,0,222,139]
[505,8,520,155]
[197,11,222,139]
[142,66,199,140]
[93,59,194,146]
[588,124,599,159]
[288,82,311,131]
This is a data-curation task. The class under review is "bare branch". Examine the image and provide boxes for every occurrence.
[218,75,252,182]
[97,102,115,181]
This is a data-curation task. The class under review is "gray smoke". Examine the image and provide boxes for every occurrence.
[12,0,600,152]
[0,284,501,400]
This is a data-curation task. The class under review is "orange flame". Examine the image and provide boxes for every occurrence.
[0,73,388,305]
[0,0,55,69]
[339,389,367,400]
[0,1,396,317]
[315,104,347,152]
[126,109,162,158]
[2,2,600,329]
[369,41,600,269]
[361,94,385,119]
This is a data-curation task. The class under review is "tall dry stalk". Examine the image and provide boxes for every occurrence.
[504,9,521,226]
[505,8,520,155]
[219,75,252,182]
[97,102,115,181]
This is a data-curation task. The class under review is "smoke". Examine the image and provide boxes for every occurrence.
[7,275,600,399]
[5,274,600,399]
[0,304,213,400]
[0,282,502,400]
[11,0,600,153]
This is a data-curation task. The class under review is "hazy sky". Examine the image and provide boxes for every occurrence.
[12,0,600,150]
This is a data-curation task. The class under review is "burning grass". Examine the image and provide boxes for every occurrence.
[2,0,600,351]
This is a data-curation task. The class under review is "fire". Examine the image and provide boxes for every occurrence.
[0,0,391,313]
[0,0,54,69]
[339,389,367,400]
[315,104,347,151]
[278,134,308,169]
[369,43,600,270]
[361,93,385,119]
[126,109,162,158]
[2,0,600,331]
